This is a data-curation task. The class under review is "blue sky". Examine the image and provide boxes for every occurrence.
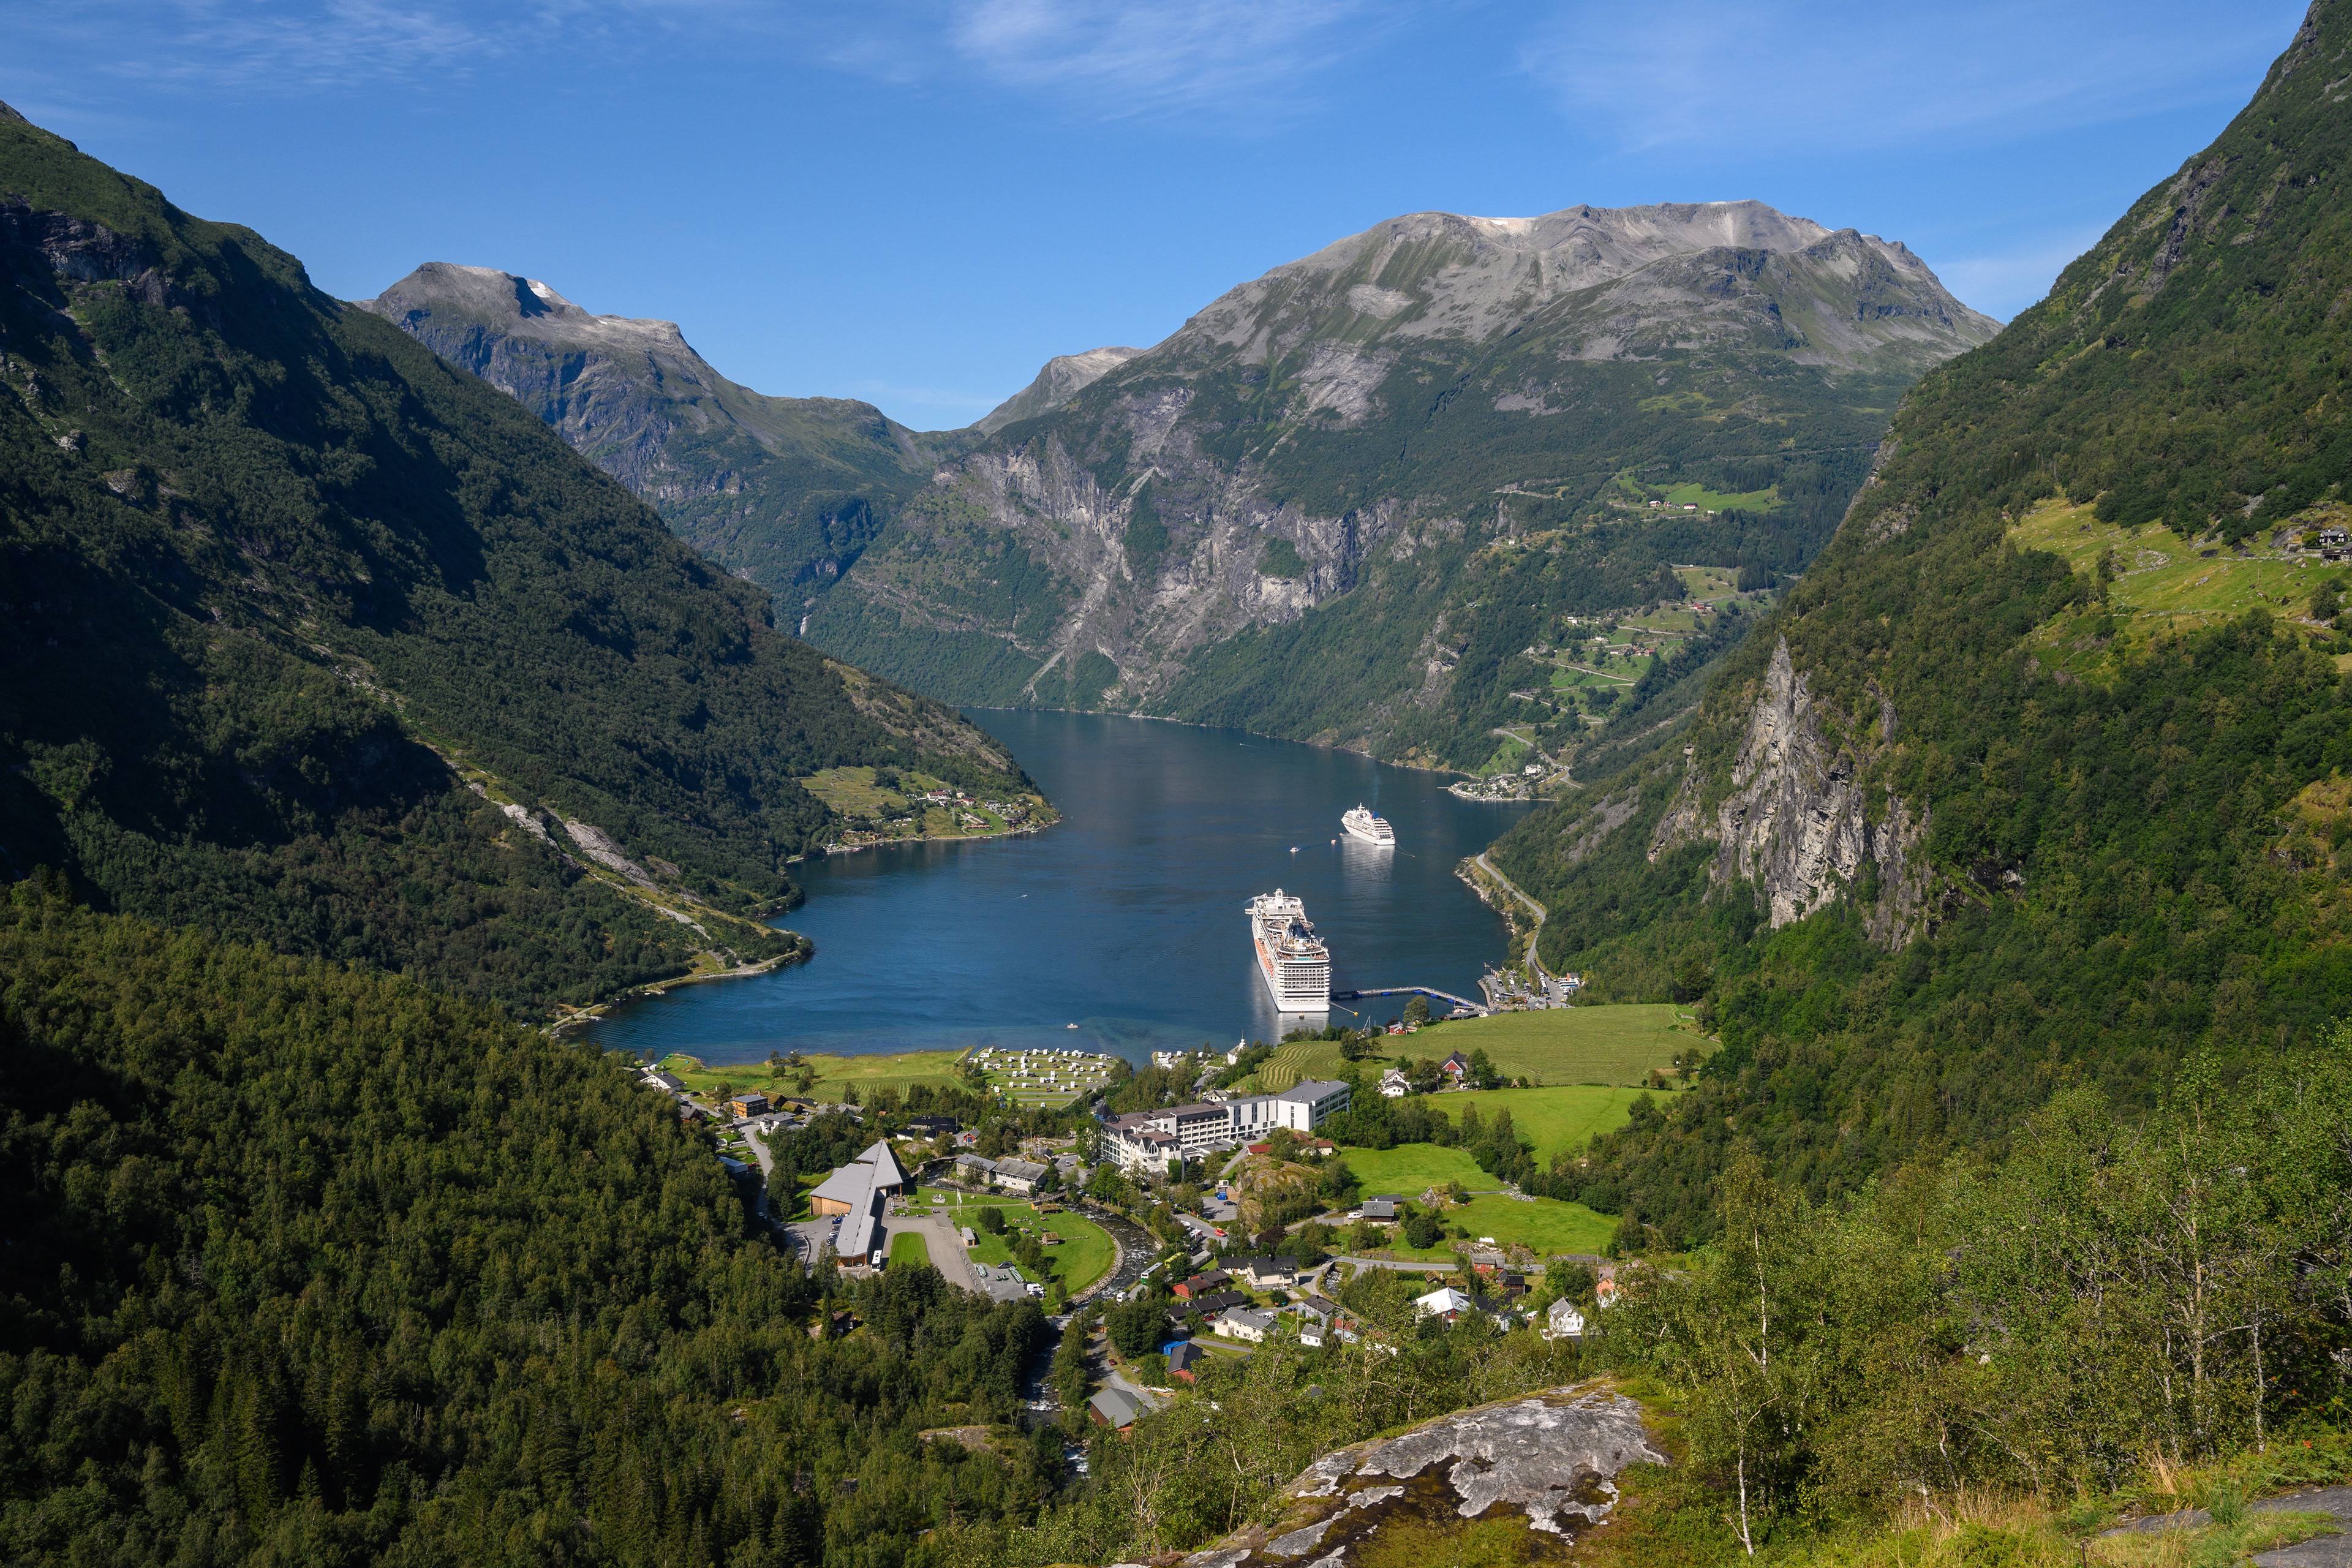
[9,0,2310,429]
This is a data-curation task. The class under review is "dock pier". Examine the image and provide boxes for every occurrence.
[1330,986,1490,1018]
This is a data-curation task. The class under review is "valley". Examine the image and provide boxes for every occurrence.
[8,2,2352,1564]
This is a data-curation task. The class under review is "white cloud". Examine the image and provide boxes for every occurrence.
[19,0,1388,119]
[814,0,1391,121]
[1519,0,2305,154]
[946,0,1376,114]
[16,0,504,92]
[13,0,774,96]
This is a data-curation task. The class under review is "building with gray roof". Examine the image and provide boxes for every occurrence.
[808,1140,907,1265]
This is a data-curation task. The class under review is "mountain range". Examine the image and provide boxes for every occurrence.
[371,200,1997,769]
[0,105,1039,1014]
[6,2,2352,1562]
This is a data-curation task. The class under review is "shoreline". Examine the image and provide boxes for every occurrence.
[820,818,1055,856]
[549,946,807,1036]
[961,704,1483,780]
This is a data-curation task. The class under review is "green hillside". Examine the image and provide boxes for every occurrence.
[1488,6,2352,1243]
[0,108,1037,1013]
[0,884,1054,1566]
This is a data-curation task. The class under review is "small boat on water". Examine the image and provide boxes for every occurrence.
[1341,805,1396,847]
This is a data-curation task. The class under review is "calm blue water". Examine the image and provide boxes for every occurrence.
[582,711,1536,1068]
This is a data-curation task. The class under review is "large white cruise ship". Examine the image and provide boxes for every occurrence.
[1247,889,1332,1012]
[1341,805,1395,846]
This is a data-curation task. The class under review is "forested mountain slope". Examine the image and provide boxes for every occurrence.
[1488,0,2352,1244]
[810,201,1997,767]
[359,264,952,613]
[0,105,1037,1013]
[0,886,1056,1566]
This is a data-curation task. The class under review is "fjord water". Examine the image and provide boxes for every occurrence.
[586,710,1537,1068]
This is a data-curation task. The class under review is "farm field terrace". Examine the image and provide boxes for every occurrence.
[797,765,1057,851]
[1434,1083,1668,1163]
[2008,496,2348,646]
[1334,1143,1494,1196]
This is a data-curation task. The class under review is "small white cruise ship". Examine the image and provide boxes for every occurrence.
[1341,805,1396,847]
[1246,889,1332,1012]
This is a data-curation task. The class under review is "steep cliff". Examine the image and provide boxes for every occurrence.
[1647,639,1937,944]
[358,263,943,606]
[814,200,1996,765]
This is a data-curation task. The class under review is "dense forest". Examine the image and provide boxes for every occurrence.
[0,883,1061,1567]
[0,107,1038,1012]
[1487,0,2352,1242]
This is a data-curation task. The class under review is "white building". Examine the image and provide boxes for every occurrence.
[1543,1299,1586,1341]
[1215,1307,1277,1343]
[993,1158,1049,1193]
[1379,1069,1411,1099]
[1102,1080,1352,1171]
[1413,1286,1475,1321]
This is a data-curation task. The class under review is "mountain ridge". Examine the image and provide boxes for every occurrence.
[0,109,1041,1014]
[976,345,1147,434]
[811,196,1997,768]
[358,262,948,607]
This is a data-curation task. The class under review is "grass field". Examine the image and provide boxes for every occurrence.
[1659,479,1779,513]
[1434,1084,1667,1161]
[658,1049,971,1105]
[929,1196,1117,1294]
[888,1231,932,1270]
[1418,1004,1700,1086]
[1672,565,1741,597]
[1336,1144,1494,1196]
[1379,1193,1616,1260]
[796,766,1049,843]
[2009,496,2346,644]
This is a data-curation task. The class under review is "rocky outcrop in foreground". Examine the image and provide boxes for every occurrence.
[1154,1387,1664,1568]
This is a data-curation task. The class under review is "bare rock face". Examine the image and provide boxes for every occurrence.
[1649,638,1939,944]
[1166,1387,1665,1568]
[813,198,1997,755]
[356,264,929,597]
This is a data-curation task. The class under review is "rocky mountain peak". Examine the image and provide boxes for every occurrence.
[0,101,28,125]
[975,344,1146,434]
[1170,198,1988,362]
[361,262,696,361]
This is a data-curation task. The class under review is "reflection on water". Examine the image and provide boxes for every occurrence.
[582,710,1537,1068]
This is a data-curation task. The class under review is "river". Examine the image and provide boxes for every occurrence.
[582,710,1537,1068]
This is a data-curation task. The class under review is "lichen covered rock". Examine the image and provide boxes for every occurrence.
[1165,1385,1664,1568]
